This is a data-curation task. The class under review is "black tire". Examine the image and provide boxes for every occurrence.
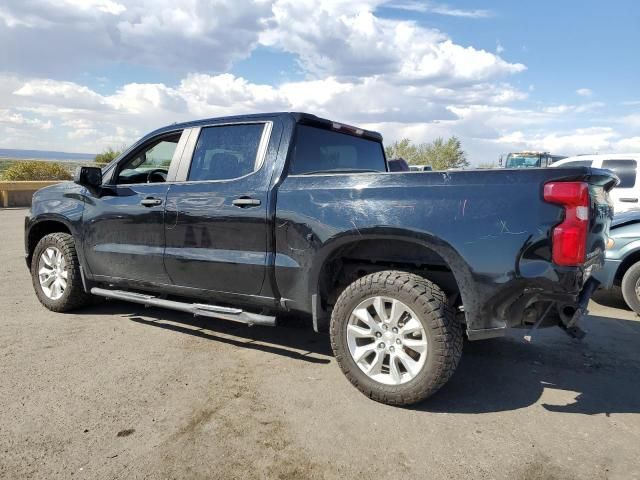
[30,232,92,312]
[330,271,463,406]
[621,261,640,315]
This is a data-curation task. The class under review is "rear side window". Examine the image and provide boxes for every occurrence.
[188,124,265,182]
[560,160,593,167]
[289,125,386,175]
[602,159,637,188]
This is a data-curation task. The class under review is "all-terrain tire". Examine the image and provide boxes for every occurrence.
[30,232,92,312]
[621,261,640,315]
[330,270,463,406]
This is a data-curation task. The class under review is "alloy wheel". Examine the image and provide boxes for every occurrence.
[346,296,428,385]
[38,246,68,300]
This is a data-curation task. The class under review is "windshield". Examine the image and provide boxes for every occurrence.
[505,154,541,168]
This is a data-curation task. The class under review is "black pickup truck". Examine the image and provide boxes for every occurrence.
[25,112,617,406]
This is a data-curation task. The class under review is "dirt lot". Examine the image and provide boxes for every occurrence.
[1,207,639,480]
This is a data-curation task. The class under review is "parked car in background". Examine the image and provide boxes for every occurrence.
[409,165,433,172]
[552,154,640,213]
[500,151,566,168]
[387,158,410,172]
[595,211,640,314]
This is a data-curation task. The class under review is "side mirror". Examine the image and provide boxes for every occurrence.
[74,166,102,189]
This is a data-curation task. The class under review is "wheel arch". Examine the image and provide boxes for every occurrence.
[26,217,74,268]
[309,229,473,329]
[615,248,640,284]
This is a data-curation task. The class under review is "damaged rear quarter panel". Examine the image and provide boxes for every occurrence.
[274,167,612,335]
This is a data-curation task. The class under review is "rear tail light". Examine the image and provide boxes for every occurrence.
[543,181,590,266]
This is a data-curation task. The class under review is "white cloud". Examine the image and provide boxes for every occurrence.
[384,1,492,18]
[0,0,272,75]
[1,0,635,164]
[576,88,593,97]
[61,0,126,15]
[4,70,638,162]
[495,128,621,156]
[614,137,640,152]
[14,79,106,109]
[261,1,523,82]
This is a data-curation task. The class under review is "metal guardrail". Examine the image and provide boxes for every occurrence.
[0,181,63,207]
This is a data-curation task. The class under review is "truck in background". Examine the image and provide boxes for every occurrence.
[500,151,566,168]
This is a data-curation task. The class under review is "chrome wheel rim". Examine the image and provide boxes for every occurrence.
[346,296,428,385]
[635,278,640,300]
[38,247,68,300]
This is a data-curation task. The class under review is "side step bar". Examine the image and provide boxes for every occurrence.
[90,287,276,327]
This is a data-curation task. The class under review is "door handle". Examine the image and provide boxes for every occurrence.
[620,197,639,203]
[232,197,261,207]
[140,197,163,207]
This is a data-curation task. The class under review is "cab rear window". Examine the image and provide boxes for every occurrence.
[289,125,387,175]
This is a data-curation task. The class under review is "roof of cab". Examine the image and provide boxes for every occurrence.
[149,112,383,141]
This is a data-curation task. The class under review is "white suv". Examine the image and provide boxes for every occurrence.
[552,154,640,213]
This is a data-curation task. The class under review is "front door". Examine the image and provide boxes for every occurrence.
[163,121,276,295]
[82,130,187,285]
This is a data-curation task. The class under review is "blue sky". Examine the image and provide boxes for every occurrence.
[0,0,638,162]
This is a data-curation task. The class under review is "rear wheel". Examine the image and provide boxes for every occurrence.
[621,261,640,315]
[30,232,92,312]
[330,271,463,406]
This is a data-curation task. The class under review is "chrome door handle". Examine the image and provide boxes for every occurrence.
[620,197,638,203]
[140,197,163,207]
[232,197,261,207]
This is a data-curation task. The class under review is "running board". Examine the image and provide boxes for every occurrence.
[90,287,276,327]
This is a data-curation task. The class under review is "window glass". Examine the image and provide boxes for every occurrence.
[505,154,541,168]
[602,159,637,188]
[117,133,181,184]
[289,125,387,175]
[560,160,593,167]
[188,124,265,181]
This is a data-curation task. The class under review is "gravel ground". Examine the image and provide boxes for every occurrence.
[1,207,639,480]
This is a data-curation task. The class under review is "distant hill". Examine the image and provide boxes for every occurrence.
[0,148,95,162]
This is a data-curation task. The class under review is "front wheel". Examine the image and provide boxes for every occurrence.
[30,232,92,312]
[330,271,463,406]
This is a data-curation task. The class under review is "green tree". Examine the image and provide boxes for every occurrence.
[385,137,469,170]
[94,146,122,165]
[1,161,73,181]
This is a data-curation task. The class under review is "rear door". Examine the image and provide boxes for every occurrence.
[601,158,639,211]
[163,121,277,295]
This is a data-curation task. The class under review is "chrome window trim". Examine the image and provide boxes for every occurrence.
[255,121,272,170]
[166,128,193,182]
[175,126,202,182]
[175,121,272,184]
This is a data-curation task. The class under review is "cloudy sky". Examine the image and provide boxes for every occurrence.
[1,0,639,163]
